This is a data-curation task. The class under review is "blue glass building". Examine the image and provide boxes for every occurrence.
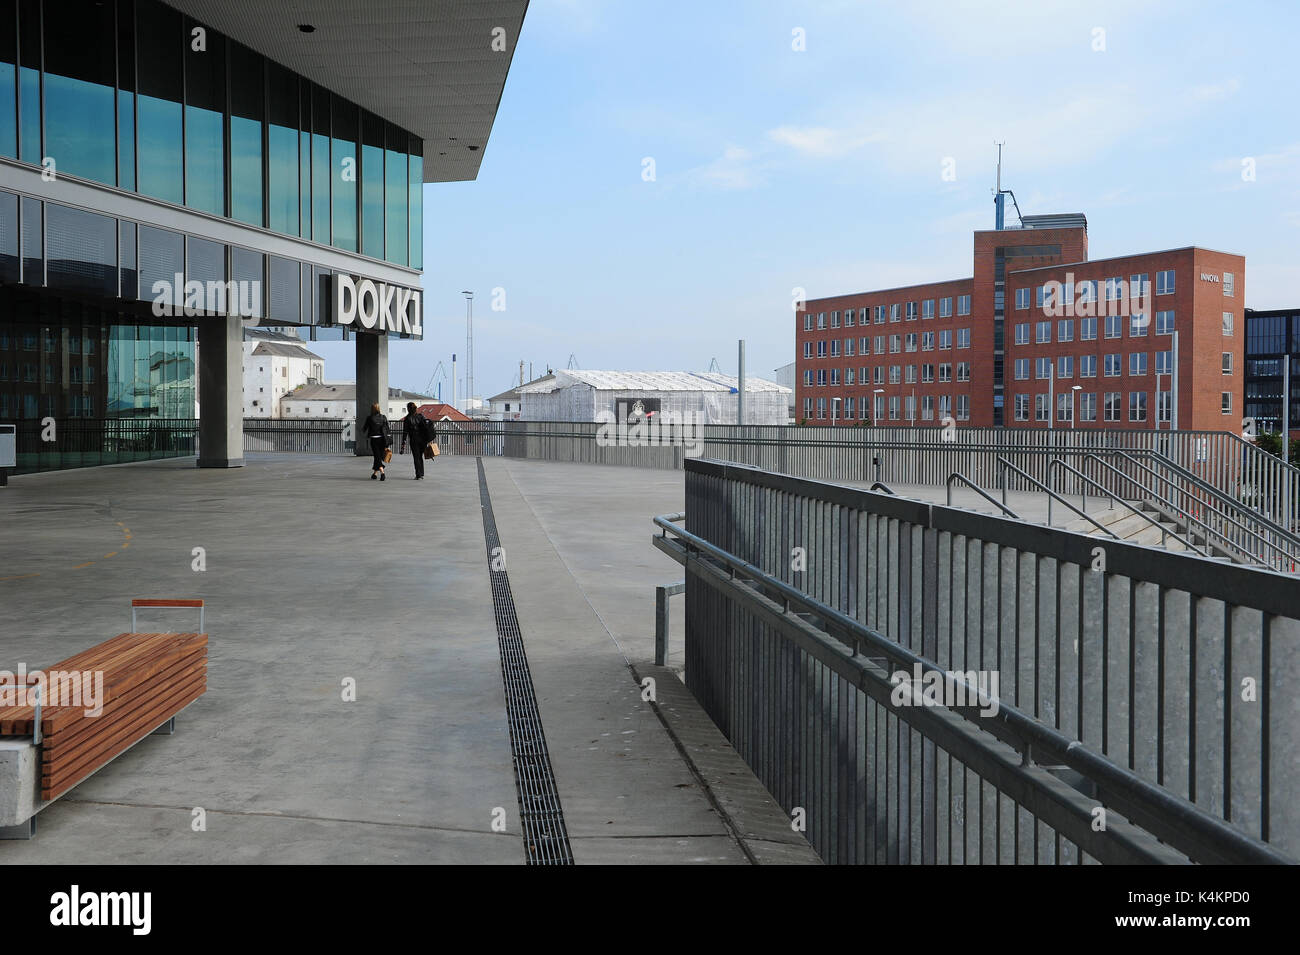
[0,0,525,471]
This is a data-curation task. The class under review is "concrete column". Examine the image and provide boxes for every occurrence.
[355,332,389,456]
[197,316,244,468]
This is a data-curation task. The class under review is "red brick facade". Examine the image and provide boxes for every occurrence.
[795,224,1243,432]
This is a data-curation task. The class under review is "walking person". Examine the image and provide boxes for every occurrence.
[400,401,435,479]
[362,402,391,481]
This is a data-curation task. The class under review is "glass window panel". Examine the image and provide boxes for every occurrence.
[267,62,298,236]
[183,23,225,215]
[268,255,298,322]
[361,112,384,258]
[20,195,40,285]
[311,84,329,242]
[42,0,117,185]
[0,190,17,282]
[46,203,116,296]
[136,0,183,204]
[408,141,422,269]
[186,235,226,313]
[331,95,357,251]
[119,220,136,300]
[18,0,39,163]
[0,0,16,158]
[117,90,136,191]
[384,124,406,265]
[138,224,183,310]
[231,246,263,319]
[229,42,263,226]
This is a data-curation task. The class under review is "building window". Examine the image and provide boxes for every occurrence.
[1014,358,1029,380]
[1104,354,1121,377]
[1105,277,1124,301]
[1034,286,1046,309]
[906,301,918,321]
[830,369,840,385]
[803,370,813,386]
[875,305,886,324]
[890,335,902,353]
[889,396,900,420]
[905,365,917,384]
[845,368,855,385]
[890,304,901,322]
[1057,356,1073,379]
[1130,353,1147,376]
[922,299,934,319]
[940,297,953,318]
[1221,392,1232,414]
[803,398,813,419]
[1157,391,1172,423]
[1014,323,1030,345]
[921,395,934,420]
[889,365,901,384]
[1222,312,1234,336]
[905,333,918,352]
[939,363,952,383]
[1222,352,1233,374]
[956,362,970,382]
[831,311,840,328]
[1223,272,1234,297]
[1080,317,1097,341]
[956,395,969,421]
[817,313,826,328]
[803,342,812,359]
[957,295,971,316]
[845,309,856,327]
[1080,354,1097,378]
[955,329,970,348]
[817,398,827,418]
[1129,392,1147,422]
[860,365,869,382]
[1156,270,1175,295]
[830,340,841,357]
[1058,319,1074,342]
[1036,321,1051,344]
[874,336,886,354]
[1155,350,1172,375]
[1129,273,1149,301]
[1105,315,1123,339]
[817,369,827,386]
[1076,280,1097,306]
[803,314,812,331]
[1080,393,1097,422]
[1057,393,1072,422]
[845,396,856,419]
[1014,394,1030,421]
[921,332,935,351]
[922,363,935,383]
[1035,394,1049,421]
[1104,392,1122,421]
[1130,314,1148,337]
[1015,288,1030,310]
[1036,357,1052,379]
[860,336,871,354]
[845,338,855,357]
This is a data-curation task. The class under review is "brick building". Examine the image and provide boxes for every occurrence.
[796,214,1244,431]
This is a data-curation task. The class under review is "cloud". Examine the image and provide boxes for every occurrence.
[766,125,886,158]
[682,144,766,190]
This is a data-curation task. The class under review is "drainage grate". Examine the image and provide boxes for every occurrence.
[477,458,575,865]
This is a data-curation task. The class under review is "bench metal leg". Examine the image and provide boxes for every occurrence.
[151,716,176,736]
[0,816,36,840]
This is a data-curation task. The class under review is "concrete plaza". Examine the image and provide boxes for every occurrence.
[0,453,817,864]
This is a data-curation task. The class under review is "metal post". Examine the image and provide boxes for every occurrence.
[1048,363,1054,430]
[737,339,746,426]
[1171,331,1180,431]
[1285,354,1292,533]
[655,585,669,666]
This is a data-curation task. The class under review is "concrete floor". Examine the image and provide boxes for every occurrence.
[0,452,813,864]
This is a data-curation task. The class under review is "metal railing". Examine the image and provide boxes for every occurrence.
[5,418,199,473]
[1047,458,1204,555]
[659,457,1300,863]
[242,418,351,454]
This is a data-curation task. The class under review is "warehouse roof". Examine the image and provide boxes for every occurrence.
[251,342,325,361]
[519,370,790,394]
[288,383,435,402]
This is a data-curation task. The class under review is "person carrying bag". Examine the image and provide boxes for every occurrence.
[400,402,436,480]
[363,403,392,481]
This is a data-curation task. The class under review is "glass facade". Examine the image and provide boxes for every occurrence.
[0,0,425,268]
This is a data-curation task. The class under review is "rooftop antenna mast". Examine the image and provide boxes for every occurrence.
[567,353,580,370]
[993,142,1024,230]
[707,357,722,373]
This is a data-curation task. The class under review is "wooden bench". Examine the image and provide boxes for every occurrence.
[0,629,207,838]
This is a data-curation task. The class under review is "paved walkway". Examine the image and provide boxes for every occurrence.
[0,453,814,864]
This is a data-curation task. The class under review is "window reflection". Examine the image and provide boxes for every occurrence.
[184,23,226,216]
[137,0,184,205]
[43,2,117,186]
[230,42,263,226]
[384,124,407,266]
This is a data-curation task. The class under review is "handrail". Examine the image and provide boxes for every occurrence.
[995,457,1119,539]
[1085,452,1294,567]
[869,481,895,494]
[945,472,1020,519]
[1118,448,1300,552]
[1047,458,1207,556]
[651,512,1293,865]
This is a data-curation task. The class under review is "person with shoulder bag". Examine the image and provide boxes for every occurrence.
[400,402,436,479]
[362,402,391,481]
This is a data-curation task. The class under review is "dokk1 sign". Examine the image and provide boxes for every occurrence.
[334,274,423,337]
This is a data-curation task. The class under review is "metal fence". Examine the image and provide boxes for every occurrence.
[242,418,351,454]
[6,418,198,473]
[656,457,1299,864]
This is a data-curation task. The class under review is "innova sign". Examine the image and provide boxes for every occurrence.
[334,274,423,337]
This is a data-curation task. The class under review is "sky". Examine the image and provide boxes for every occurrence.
[314,0,1300,403]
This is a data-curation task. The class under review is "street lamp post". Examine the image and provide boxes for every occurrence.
[1071,384,1082,430]
[461,290,474,412]
[873,388,884,426]
[831,397,841,427]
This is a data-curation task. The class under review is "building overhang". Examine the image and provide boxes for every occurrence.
[162,1,529,184]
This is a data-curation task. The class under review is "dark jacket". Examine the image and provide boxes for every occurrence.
[403,412,434,446]
[363,412,391,446]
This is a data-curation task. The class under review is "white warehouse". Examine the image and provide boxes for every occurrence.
[518,370,791,425]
